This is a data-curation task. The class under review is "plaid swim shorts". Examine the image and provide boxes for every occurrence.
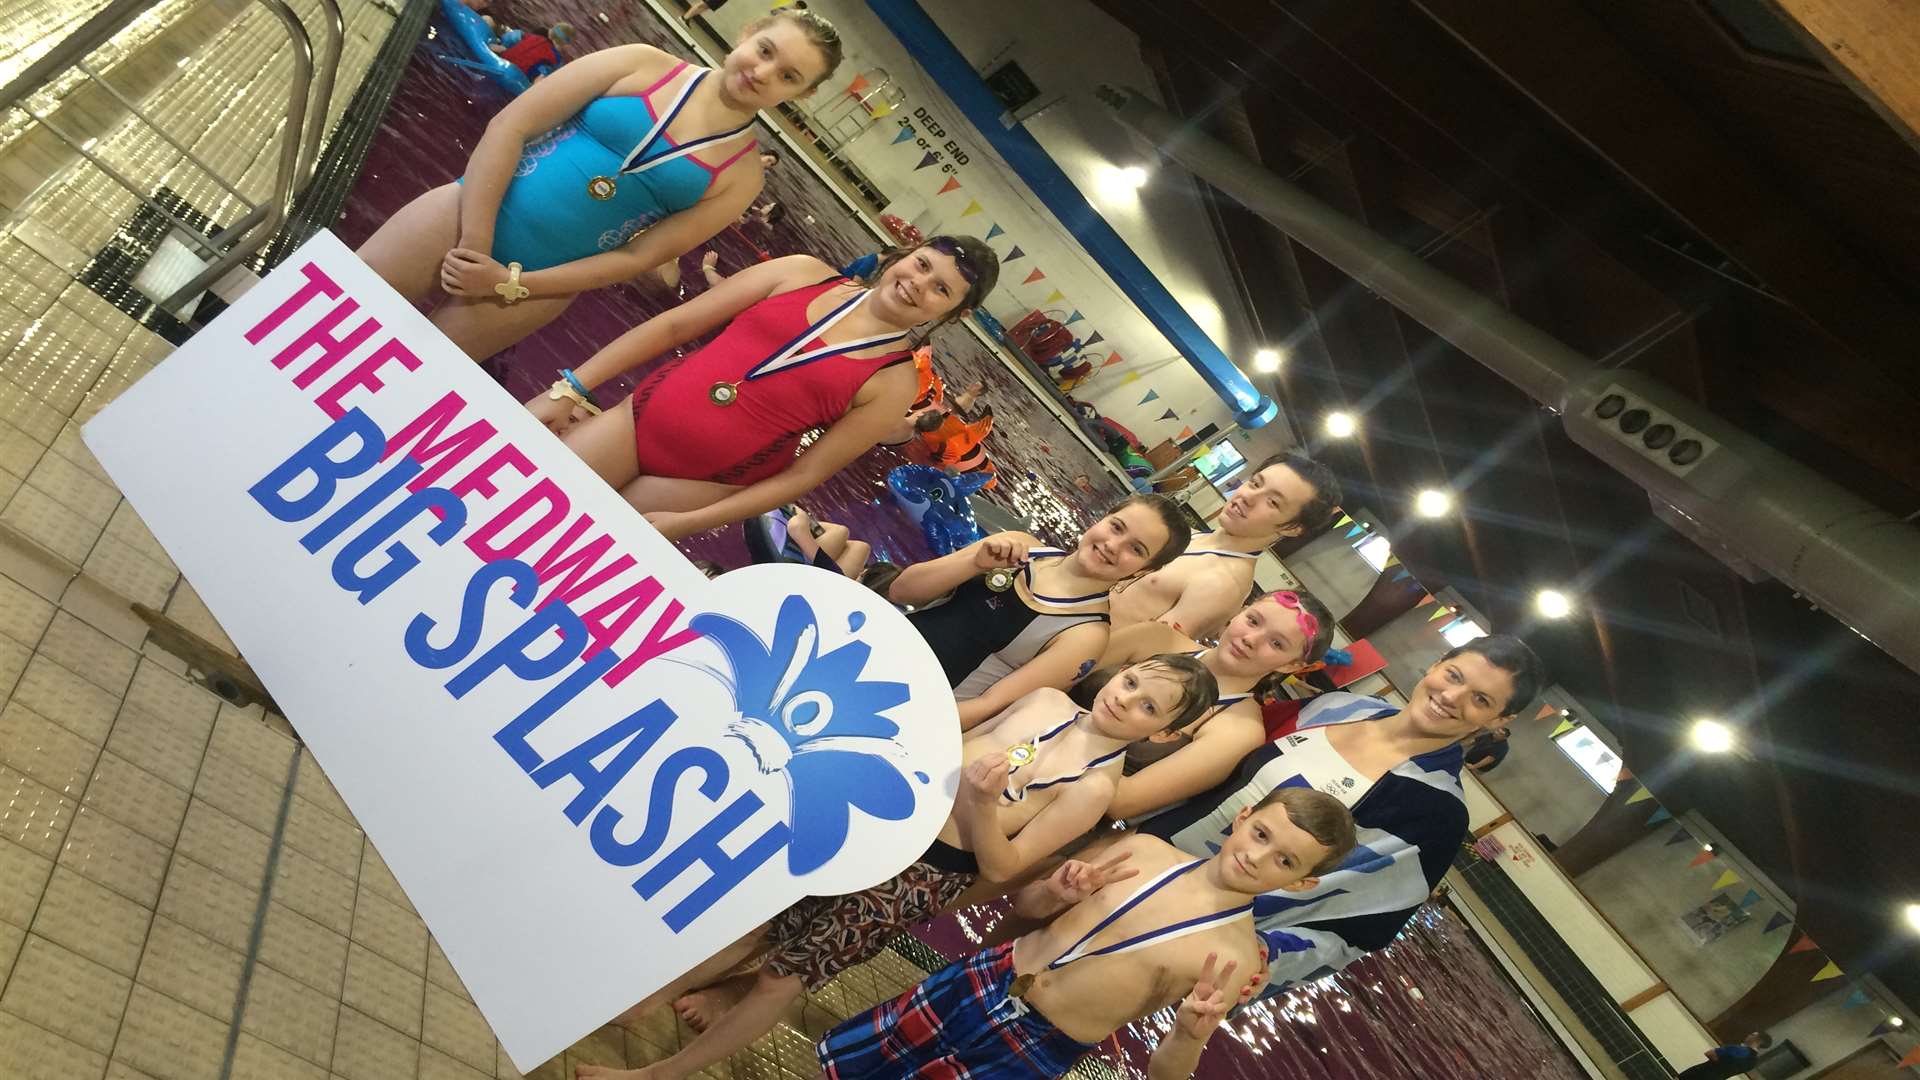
[816,942,1095,1079]
[761,858,975,991]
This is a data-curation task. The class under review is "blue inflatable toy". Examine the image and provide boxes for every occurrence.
[435,0,531,95]
[888,465,992,555]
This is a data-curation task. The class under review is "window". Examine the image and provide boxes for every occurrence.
[1355,532,1393,572]
[1439,617,1487,649]
[1194,440,1246,485]
[1552,723,1622,793]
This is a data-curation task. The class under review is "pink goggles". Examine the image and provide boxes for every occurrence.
[1271,591,1321,643]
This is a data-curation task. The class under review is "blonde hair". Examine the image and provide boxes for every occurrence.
[744,9,844,89]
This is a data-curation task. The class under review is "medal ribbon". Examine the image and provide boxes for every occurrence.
[738,289,908,386]
[1018,548,1109,610]
[1046,859,1252,972]
[617,68,755,176]
[1001,714,1127,803]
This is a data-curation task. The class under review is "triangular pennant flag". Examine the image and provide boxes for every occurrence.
[1064,311,1084,326]
[1429,605,1453,622]
[1022,268,1046,285]
[1738,889,1760,909]
[891,126,916,144]
[1118,371,1141,385]
[1626,786,1653,804]
[1383,554,1402,568]
[1812,961,1843,982]
[1712,869,1739,890]
[1158,409,1178,421]
[985,223,1005,240]
[1417,594,1438,608]
[1391,568,1413,582]
[844,72,870,94]
[1646,807,1673,825]
[1043,289,1064,305]
[916,151,940,170]
[1348,525,1367,540]
[1842,988,1870,1009]
[1101,352,1125,367]
[1616,766,1633,782]
[1665,826,1692,846]
[1178,426,1195,441]
[870,101,896,119]
[1335,514,1354,527]
[961,199,983,216]
[1869,1019,1896,1037]
[1763,912,1790,933]
[1689,849,1716,868]
[1788,934,1819,954]
[1901,1047,1920,1070]
[1004,246,1025,262]
[937,176,961,194]
[1138,391,1160,405]
[1084,331,1104,346]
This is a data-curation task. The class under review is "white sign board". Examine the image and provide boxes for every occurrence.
[84,231,960,1069]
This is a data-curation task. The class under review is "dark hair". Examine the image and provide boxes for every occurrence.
[859,561,902,596]
[1243,588,1338,700]
[1101,493,1191,573]
[691,559,725,579]
[913,410,946,433]
[1251,787,1358,875]
[1442,633,1547,718]
[1251,452,1342,533]
[1072,653,1219,733]
[762,201,788,226]
[871,237,1000,338]
[1748,1033,1774,1051]
[759,147,780,166]
[744,9,845,89]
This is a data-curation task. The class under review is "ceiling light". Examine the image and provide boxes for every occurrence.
[1414,489,1453,518]
[1253,349,1282,373]
[1690,719,1735,754]
[1906,903,1920,934]
[1891,1015,1906,1028]
[1116,165,1149,189]
[1535,590,1572,619]
[1323,412,1357,438]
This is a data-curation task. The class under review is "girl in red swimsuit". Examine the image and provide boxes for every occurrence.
[528,236,999,539]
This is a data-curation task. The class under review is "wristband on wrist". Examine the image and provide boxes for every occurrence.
[494,261,531,304]
[546,379,603,415]
[560,368,592,399]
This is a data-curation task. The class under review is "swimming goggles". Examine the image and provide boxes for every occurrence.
[1271,590,1321,643]
[925,237,979,285]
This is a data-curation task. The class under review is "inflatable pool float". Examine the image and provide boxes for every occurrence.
[435,0,531,95]
[887,464,991,555]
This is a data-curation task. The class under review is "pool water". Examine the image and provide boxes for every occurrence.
[337,4,1589,1076]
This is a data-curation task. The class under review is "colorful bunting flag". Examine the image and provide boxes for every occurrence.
[1842,988,1871,1009]
[1178,426,1195,441]
[1022,268,1046,285]
[1118,371,1141,385]
[1625,786,1653,805]
[1416,594,1437,608]
[1428,605,1452,622]
[1064,311,1084,326]
[1101,352,1124,367]
[962,199,983,216]
[870,101,896,119]
[1043,289,1065,305]
[1788,934,1819,954]
[1665,827,1692,846]
[1084,331,1105,346]
[1139,391,1160,405]
[1869,1019,1897,1038]
[845,72,870,94]
[985,223,1005,240]
[1335,513,1355,527]
[1712,869,1739,890]
[1383,554,1401,568]
[1901,1047,1920,1069]
[1812,961,1843,982]
[1688,849,1715,868]
[916,151,940,170]
[1004,246,1025,262]
[938,176,961,194]
[1346,524,1366,539]
[1548,716,1576,737]
[1738,889,1760,909]
[1762,912,1790,934]
[1158,409,1178,421]
[891,126,916,144]
[1390,568,1413,582]
[1646,807,1673,826]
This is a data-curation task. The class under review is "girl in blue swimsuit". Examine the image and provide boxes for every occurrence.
[358,10,842,360]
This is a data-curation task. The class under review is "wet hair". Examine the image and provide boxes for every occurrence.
[1442,633,1547,718]
[759,147,780,167]
[690,559,725,579]
[744,9,845,89]
[1241,588,1338,700]
[858,561,902,596]
[1100,493,1191,573]
[763,201,787,226]
[1070,653,1219,733]
[1251,451,1342,533]
[870,236,1001,337]
[1251,787,1358,875]
[913,410,947,433]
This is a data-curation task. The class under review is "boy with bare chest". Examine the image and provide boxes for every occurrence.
[815,787,1356,1079]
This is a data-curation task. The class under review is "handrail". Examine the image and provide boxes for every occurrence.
[0,0,342,316]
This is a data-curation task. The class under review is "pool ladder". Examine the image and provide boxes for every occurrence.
[0,0,345,315]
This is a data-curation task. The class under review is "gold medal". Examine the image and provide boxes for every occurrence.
[1007,973,1035,1000]
[708,381,739,406]
[587,176,617,200]
[1006,741,1038,768]
[984,568,1014,593]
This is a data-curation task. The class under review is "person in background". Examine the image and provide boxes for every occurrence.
[489,22,575,80]
[1464,725,1511,773]
[1677,1032,1772,1079]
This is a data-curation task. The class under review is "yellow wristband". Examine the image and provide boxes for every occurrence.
[547,381,603,416]
[495,261,531,304]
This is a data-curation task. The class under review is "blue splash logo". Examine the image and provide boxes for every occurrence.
[689,595,918,875]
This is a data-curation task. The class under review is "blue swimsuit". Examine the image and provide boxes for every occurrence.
[484,61,758,271]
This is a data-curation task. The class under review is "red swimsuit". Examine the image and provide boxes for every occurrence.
[629,278,911,486]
